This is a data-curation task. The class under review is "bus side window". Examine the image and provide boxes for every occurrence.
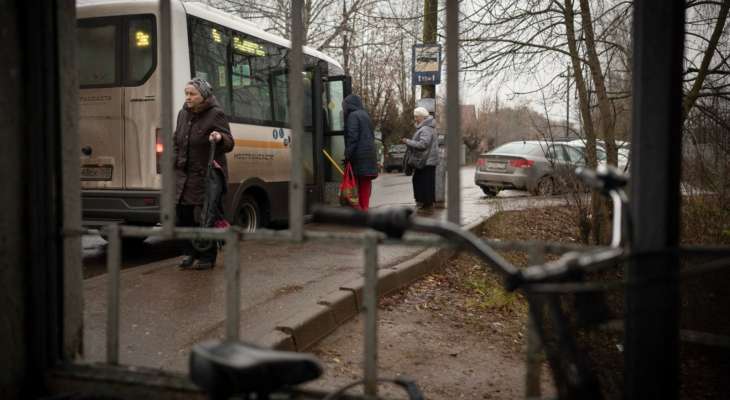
[189,17,231,112]
[231,35,275,122]
[272,71,288,123]
[325,79,346,132]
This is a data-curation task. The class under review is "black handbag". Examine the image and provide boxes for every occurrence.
[403,147,414,176]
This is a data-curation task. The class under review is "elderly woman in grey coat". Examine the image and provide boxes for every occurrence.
[402,107,439,213]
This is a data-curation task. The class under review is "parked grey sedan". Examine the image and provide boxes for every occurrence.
[384,144,407,173]
[474,140,584,196]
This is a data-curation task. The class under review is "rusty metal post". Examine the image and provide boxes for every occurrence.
[626,0,685,398]
[525,247,545,398]
[159,0,174,236]
[362,233,379,397]
[445,0,461,225]
[106,224,121,364]
[288,0,305,241]
[225,231,241,341]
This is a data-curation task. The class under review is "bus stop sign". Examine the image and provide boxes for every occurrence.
[412,44,441,86]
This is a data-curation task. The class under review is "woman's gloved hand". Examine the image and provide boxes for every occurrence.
[209,131,222,143]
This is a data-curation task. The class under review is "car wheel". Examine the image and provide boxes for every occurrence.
[536,177,555,196]
[235,194,261,232]
[479,185,498,197]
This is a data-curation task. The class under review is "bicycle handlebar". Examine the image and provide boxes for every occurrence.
[311,205,413,239]
[312,205,590,291]
[575,164,628,194]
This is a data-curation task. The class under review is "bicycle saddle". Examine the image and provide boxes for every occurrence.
[189,340,323,397]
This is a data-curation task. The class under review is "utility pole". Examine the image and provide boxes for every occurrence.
[422,0,438,100]
[494,93,499,147]
[566,64,570,138]
[341,0,349,75]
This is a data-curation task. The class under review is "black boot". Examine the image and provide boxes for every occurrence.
[194,246,217,270]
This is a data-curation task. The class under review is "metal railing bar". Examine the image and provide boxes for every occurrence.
[225,230,241,341]
[106,223,121,365]
[600,320,730,349]
[117,224,606,253]
[362,233,379,397]
[525,247,545,398]
[159,0,175,236]
[445,0,461,225]
[288,0,305,241]
[118,225,230,240]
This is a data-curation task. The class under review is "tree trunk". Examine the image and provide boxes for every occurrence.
[564,0,605,244]
[579,0,617,166]
[578,0,614,244]
[682,0,730,119]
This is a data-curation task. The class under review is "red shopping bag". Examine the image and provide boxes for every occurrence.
[339,162,359,208]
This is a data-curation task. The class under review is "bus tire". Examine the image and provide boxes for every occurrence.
[235,194,261,232]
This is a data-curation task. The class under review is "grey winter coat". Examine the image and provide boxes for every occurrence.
[343,94,378,177]
[404,116,439,169]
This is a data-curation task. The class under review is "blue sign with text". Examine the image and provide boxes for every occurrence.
[412,44,441,86]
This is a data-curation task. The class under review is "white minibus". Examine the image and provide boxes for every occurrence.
[77,0,350,237]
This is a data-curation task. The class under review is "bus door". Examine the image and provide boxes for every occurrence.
[321,75,351,193]
[78,18,126,189]
[122,15,159,190]
[302,69,319,208]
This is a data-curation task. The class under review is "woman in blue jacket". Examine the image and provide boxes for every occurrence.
[343,94,378,210]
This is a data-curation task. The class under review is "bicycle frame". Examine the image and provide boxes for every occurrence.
[311,165,632,399]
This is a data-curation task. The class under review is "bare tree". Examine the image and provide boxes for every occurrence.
[202,0,375,50]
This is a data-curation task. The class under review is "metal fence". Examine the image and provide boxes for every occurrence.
[78,0,729,399]
[96,0,467,397]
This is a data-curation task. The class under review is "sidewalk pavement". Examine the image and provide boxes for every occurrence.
[82,172,548,373]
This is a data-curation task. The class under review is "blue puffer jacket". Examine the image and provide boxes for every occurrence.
[344,94,378,177]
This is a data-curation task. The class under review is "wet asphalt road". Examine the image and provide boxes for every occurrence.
[81,167,557,371]
[81,167,529,277]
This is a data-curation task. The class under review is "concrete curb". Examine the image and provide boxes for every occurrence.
[266,217,488,352]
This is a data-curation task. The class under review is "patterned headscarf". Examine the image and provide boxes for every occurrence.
[187,77,212,99]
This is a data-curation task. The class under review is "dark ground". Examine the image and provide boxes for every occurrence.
[310,202,730,399]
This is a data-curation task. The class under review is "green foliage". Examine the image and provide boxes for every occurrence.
[682,195,730,245]
[462,266,526,314]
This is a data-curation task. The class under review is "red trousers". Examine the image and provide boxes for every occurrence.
[357,176,374,211]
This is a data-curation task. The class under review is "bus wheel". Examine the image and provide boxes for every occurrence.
[235,194,261,232]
